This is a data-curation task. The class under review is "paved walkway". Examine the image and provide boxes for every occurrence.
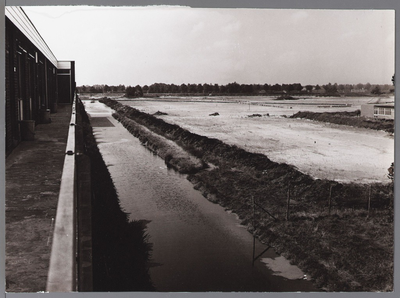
[6,105,72,292]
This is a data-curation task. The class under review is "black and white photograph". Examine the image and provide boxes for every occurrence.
[4,2,395,294]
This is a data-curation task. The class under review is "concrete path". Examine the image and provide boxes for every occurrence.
[5,105,71,292]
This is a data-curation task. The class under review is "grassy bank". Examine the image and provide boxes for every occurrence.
[100,97,393,292]
[112,112,206,174]
[290,110,394,134]
[77,100,154,291]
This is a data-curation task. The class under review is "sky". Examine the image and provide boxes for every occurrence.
[22,6,395,87]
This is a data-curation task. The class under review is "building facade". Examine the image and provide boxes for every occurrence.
[5,7,76,155]
[361,103,395,120]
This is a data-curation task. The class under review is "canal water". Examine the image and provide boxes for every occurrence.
[84,100,317,292]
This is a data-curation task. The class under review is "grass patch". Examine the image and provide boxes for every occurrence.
[112,112,206,174]
[290,110,394,134]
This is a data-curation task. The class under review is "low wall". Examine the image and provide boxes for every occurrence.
[46,98,78,292]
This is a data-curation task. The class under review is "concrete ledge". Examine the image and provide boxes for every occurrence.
[46,99,77,292]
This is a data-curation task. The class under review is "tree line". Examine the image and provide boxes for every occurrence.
[77,82,394,97]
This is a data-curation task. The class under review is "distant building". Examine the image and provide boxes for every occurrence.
[351,88,366,93]
[312,86,325,94]
[361,103,394,119]
[5,7,76,155]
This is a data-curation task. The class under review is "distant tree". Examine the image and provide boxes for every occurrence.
[371,86,381,94]
[383,84,392,92]
[170,84,179,93]
[263,84,271,92]
[164,83,171,93]
[197,84,204,94]
[135,85,143,97]
[270,83,282,92]
[219,85,227,93]
[125,86,136,97]
[323,83,338,94]
[149,83,161,93]
[293,83,303,92]
[227,82,241,94]
[364,83,372,91]
[213,84,220,93]
[388,162,394,181]
[203,83,212,94]
[142,85,149,94]
[188,84,197,93]
[356,83,364,90]
[240,84,253,94]
[252,84,261,93]
[344,84,353,93]
[104,85,111,92]
[392,74,395,86]
[305,85,313,92]
[180,84,188,93]
[246,84,254,94]
[337,84,345,93]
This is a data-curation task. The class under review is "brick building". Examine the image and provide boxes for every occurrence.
[5,7,75,156]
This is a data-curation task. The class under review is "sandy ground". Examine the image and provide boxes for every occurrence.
[118,96,394,184]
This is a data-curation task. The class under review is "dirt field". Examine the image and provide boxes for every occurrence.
[117,96,394,184]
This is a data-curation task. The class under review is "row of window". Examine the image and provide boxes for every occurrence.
[374,107,394,116]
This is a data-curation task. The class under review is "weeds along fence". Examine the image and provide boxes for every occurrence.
[280,182,393,222]
[99,97,394,219]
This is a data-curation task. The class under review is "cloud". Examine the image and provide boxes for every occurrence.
[340,31,357,39]
[22,7,394,85]
[190,21,205,36]
[221,21,241,33]
[290,10,309,23]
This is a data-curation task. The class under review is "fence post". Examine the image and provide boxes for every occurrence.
[252,196,256,266]
[286,182,290,221]
[328,185,332,216]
